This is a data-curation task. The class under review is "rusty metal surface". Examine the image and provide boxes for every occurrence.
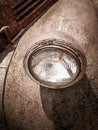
[0,26,11,52]
[0,0,56,39]
[0,43,16,127]
[1,0,98,129]
[93,0,98,8]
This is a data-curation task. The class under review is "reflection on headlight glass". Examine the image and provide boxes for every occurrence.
[29,48,79,86]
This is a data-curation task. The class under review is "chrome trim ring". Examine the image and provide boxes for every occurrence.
[24,39,87,89]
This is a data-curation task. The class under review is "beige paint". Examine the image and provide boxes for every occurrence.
[0,0,98,129]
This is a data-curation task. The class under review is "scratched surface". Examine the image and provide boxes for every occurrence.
[0,0,98,130]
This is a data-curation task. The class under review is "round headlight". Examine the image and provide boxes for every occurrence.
[24,39,86,89]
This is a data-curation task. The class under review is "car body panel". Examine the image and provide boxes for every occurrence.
[0,0,98,129]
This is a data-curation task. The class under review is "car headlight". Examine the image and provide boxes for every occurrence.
[24,39,86,89]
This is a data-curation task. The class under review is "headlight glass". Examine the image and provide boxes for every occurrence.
[24,39,86,89]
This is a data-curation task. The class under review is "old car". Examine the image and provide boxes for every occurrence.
[0,0,98,129]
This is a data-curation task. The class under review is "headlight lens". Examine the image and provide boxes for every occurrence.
[24,39,86,89]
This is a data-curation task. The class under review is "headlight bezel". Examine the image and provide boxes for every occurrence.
[24,39,87,89]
